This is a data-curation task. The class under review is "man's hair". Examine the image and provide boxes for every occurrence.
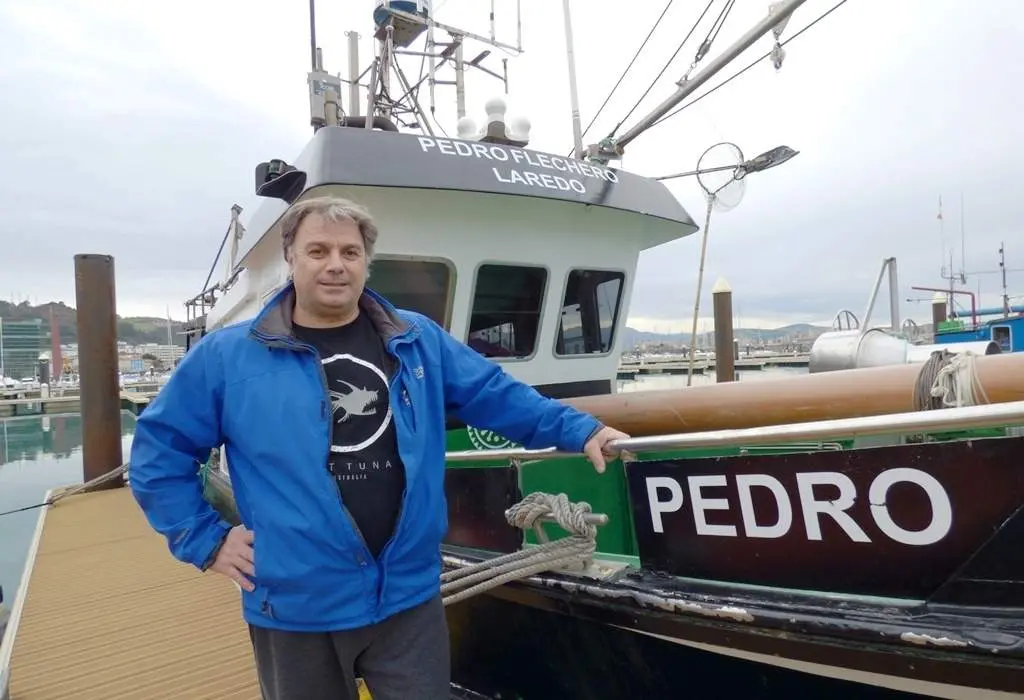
[279,195,379,261]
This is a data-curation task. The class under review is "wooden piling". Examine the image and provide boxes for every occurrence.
[74,254,124,487]
[712,277,735,383]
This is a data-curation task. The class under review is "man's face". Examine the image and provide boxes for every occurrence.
[286,213,368,323]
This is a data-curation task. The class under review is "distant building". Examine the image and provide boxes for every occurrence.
[0,318,49,380]
[136,343,184,368]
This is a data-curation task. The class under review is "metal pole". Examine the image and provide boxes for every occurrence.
[0,317,5,382]
[1000,242,1009,317]
[365,51,379,128]
[74,254,123,487]
[454,39,466,119]
[615,0,809,149]
[686,198,714,386]
[347,30,361,117]
[309,0,318,72]
[561,0,584,158]
[655,163,741,180]
[445,399,1024,463]
[887,258,900,332]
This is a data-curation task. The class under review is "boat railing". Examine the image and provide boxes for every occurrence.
[445,400,1024,463]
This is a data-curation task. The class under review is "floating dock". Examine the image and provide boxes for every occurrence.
[616,354,810,380]
[0,392,156,419]
[0,486,263,700]
[0,483,485,700]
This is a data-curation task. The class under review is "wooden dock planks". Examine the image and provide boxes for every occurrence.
[4,487,261,699]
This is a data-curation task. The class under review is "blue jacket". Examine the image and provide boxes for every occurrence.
[129,283,603,631]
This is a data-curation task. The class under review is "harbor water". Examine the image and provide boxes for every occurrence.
[0,413,136,602]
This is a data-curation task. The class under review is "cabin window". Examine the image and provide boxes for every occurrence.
[992,325,1012,352]
[467,264,547,359]
[368,257,454,329]
[555,269,625,356]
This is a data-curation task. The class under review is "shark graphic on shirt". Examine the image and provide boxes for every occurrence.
[329,379,380,423]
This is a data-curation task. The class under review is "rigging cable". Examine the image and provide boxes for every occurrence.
[603,0,717,140]
[648,0,850,132]
[576,0,676,149]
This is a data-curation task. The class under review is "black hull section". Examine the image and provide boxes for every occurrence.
[442,559,1024,698]
[447,592,941,699]
[440,432,1024,696]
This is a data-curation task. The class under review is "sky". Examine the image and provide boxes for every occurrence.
[0,0,1021,333]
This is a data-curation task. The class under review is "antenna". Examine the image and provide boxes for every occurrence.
[959,191,967,283]
[303,1,525,136]
[999,242,1009,317]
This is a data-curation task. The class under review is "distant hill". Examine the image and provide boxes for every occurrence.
[0,300,185,347]
[620,323,831,349]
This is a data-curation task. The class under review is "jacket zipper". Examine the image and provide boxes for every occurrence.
[311,345,374,562]
[253,322,419,611]
[375,336,415,611]
[255,329,374,562]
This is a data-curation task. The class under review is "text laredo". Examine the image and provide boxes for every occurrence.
[644,468,953,547]
[418,136,618,195]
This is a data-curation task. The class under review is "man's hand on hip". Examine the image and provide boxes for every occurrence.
[583,425,631,474]
[210,524,256,591]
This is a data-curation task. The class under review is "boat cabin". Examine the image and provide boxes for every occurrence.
[200,101,697,399]
[934,311,1024,354]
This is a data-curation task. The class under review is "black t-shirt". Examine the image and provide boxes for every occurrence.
[293,312,407,559]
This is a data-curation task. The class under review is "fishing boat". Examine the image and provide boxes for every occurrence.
[185,1,1024,698]
[935,308,1024,354]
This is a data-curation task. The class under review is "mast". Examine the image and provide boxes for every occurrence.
[586,0,809,163]
[561,0,584,159]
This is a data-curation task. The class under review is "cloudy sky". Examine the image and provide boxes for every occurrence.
[1,0,1021,332]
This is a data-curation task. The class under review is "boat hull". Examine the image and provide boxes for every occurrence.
[442,576,1023,699]
[439,433,1024,698]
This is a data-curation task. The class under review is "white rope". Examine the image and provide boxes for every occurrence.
[440,492,602,606]
[930,352,989,408]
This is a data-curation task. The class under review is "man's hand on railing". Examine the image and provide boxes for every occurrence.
[583,426,631,474]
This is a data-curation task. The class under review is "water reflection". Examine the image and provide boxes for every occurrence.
[0,413,136,608]
[0,412,137,467]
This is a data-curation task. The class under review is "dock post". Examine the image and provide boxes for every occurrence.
[74,254,124,488]
[712,277,736,383]
[931,292,947,341]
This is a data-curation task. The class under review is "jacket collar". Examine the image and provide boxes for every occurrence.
[250,280,412,345]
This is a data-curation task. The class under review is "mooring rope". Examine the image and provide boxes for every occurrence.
[913,350,989,411]
[440,492,603,606]
[0,463,128,518]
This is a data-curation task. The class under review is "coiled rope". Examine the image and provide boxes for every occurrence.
[440,491,604,606]
[913,350,989,411]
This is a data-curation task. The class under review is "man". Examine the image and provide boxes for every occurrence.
[129,195,629,700]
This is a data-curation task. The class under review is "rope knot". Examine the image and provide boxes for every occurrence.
[504,492,597,539]
[441,491,605,606]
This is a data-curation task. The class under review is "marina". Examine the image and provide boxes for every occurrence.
[615,353,810,379]
[0,392,156,419]
[2,0,1023,699]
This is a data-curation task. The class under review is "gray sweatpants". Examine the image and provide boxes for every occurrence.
[248,595,450,700]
